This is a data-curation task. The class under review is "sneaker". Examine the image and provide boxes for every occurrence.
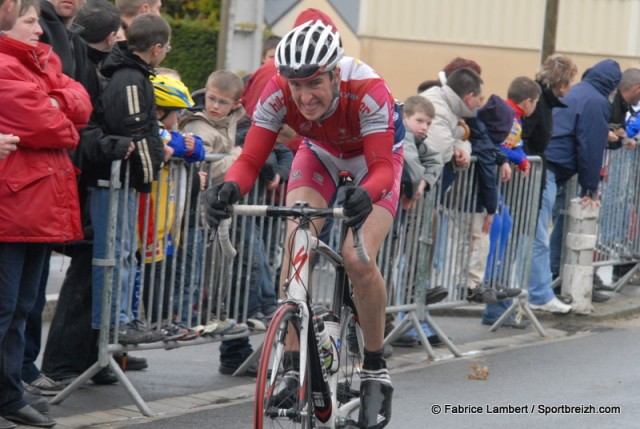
[466,286,498,304]
[425,286,448,305]
[267,370,299,409]
[28,374,64,397]
[0,416,16,429]
[115,320,154,345]
[1,405,56,428]
[114,353,148,371]
[529,297,572,314]
[358,370,393,429]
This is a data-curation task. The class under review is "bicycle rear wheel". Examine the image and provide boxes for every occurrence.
[255,303,315,429]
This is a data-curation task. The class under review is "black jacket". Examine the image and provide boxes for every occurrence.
[522,81,567,157]
[89,43,163,193]
[38,0,87,83]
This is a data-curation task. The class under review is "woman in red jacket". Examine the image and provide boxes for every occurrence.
[0,0,91,426]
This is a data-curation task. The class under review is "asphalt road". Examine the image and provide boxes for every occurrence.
[40,312,640,429]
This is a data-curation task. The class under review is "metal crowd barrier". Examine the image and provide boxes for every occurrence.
[51,154,287,415]
[52,153,548,414]
[554,146,640,292]
[312,156,547,359]
[595,147,640,289]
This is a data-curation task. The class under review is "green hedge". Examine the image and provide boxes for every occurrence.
[162,17,217,93]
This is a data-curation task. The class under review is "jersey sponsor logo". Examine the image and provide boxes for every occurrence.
[267,94,285,114]
[290,169,302,181]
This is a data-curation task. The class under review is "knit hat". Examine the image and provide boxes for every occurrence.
[477,94,514,143]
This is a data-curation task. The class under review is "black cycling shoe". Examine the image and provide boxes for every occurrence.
[358,379,393,429]
[268,370,299,409]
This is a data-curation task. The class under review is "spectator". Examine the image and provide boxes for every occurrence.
[461,94,522,304]
[391,94,445,349]
[0,0,20,30]
[529,59,621,313]
[499,76,541,177]
[400,95,443,210]
[179,70,264,376]
[115,0,160,36]
[22,0,89,397]
[0,0,91,426]
[87,13,168,343]
[140,71,205,326]
[40,0,131,388]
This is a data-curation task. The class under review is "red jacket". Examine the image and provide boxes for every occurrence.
[0,37,92,243]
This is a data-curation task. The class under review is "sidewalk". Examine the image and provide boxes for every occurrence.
[40,281,640,428]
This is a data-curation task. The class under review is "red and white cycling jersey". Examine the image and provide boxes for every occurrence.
[253,56,401,157]
[226,56,401,203]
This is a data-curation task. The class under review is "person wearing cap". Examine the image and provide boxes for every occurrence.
[204,8,400,428]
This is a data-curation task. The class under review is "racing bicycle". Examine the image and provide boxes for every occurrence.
[218,174,370,428]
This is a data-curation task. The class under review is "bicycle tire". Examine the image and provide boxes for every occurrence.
[254,303,315,429]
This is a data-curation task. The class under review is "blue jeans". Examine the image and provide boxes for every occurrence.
[549,180,567,279]
[0,243,49,412]
[22,251,51,384]
[527,169,558,305]
[90,187,137,329]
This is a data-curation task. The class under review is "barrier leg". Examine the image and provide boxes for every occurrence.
[613,262,640,292]
[49,362,104,405]
[108,355,154,416]
[488,291,547,337]
[422,311,462,357]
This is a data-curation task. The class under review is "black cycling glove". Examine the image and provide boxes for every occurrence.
[204,181,240,229]
[336,186,372,229]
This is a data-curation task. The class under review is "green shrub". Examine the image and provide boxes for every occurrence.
[162,17,217,93]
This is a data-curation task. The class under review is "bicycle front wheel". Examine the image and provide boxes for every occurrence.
[254,303,315,429]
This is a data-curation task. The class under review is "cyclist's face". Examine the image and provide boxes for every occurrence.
[287,71,336,121]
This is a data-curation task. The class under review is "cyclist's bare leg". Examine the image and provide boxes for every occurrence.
[341,205,393,352]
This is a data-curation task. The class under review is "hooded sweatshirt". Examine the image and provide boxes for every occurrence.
[545,59,621,193]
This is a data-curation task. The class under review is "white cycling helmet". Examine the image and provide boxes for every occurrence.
[275,19,344,80]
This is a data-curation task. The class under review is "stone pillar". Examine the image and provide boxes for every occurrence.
[561,198,600,314]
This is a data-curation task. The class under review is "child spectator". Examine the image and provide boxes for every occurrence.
[465,95,522,307]
[500,76,541,176]
[400,95,443,209]
[88,13,169,344]
[139,71,205,326]
[180,70,270,376]
[391,95,445,349]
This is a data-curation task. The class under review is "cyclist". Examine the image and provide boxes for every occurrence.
[205,8,402,428]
